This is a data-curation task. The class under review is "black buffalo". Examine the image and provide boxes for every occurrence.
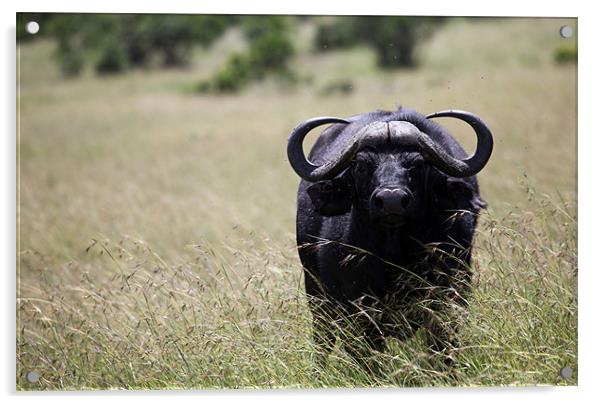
[286,108,493,364]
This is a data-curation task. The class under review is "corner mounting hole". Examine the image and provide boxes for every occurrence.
[559,366,573,379]
[559,25,573,39]
[26,370,40,383]
[26,21,40,35]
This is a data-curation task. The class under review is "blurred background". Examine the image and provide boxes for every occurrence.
[16,14,577,389]
[17,13,577,261]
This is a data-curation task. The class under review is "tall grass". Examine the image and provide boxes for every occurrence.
[17,186,576,389]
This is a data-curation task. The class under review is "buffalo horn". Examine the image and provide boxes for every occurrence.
[287,116,352,182]
[410,109,493,177]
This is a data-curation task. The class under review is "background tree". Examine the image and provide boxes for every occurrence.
[314,16,446,68]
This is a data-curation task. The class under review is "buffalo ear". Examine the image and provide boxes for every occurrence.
[306,178,352,216]
[433,177,487,212]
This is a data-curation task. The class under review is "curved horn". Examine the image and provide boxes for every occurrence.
[422,109,494,177]
[388,121,472,177]
[287,116,353,182]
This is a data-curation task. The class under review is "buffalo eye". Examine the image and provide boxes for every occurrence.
[408,159,425,173]
[351,157,372,175]
[406,159,426,185]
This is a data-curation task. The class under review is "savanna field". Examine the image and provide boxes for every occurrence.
[17,17,577,389]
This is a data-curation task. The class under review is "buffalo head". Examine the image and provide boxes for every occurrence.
[287,110,493,229]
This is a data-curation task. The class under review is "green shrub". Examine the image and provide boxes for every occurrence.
[197,53,253,93]
[34,14,235,77]
[315,16,445,68]
[56,42,85,77]
[197,16,295,94]
[314,19,358,51]
[554,44,577,64]
[356,17,444,68]
[215,54,252,92]
[45,14,87,77]
[121,15,155,67]
[95,40,129,74]
[191,15,236,46]
[214,68,242,92]
[242,16,289,42]
[147,16,195,67]
[248,33,294,74]
[228,53,253,80]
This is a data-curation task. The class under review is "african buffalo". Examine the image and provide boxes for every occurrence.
[287,108,493,364]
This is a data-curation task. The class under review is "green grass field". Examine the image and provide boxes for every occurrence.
[17,17,577,389]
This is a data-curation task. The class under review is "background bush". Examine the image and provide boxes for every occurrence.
[314,18,358,51]
[21,13,235,76]
[55,41,84,77]
[314,16,445,68]
[19,13,444,82]
[18,13,571,93]
[197,16,295,94]
[554,44,578,64]
[95,39,129,74]
[242,15,289,42]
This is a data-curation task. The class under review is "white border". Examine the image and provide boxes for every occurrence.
[3,1,600,403]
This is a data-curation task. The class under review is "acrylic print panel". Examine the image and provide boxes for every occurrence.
[16,13,577,390]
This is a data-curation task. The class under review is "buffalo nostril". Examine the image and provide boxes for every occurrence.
[373,188,410,215]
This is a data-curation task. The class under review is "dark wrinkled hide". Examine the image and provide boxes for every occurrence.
[295,108,486,362]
